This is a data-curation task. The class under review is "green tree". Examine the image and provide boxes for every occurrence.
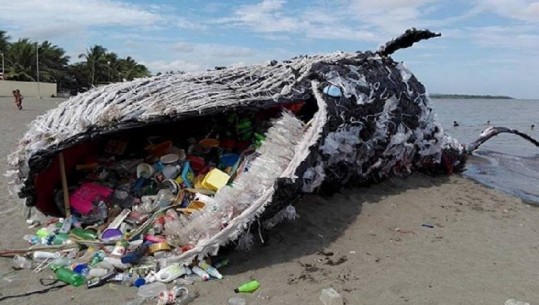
[37,41,70,83]
[118,56,150,80]
[1,30,151,91]
[104,52,120,83]
[0,30,9,78]
[78,45,108,87]
[5,38,36,81]
[0,30,9,53]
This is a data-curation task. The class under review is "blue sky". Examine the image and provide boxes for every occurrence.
[1,0,538,98]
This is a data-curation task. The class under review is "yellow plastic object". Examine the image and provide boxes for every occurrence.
[149,242,171,254]
[194,174,206,189]
[187,200,206,210]
[201,168,230,191]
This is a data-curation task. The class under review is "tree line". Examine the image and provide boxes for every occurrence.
[0,30,151,95]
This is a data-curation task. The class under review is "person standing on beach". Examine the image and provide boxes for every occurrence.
[13,89,23,110]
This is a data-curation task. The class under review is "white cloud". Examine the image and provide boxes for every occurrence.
[170,42,256,58]
[172,43,196,53]
[227,0,304,32]
[143,59,202,73]
[145,42,261,74]
[473,0,539,23]
[0,0,161,40]
[346,0,437,34]
[468,25,539,50]
[212,0,382,42]
[176,18,209,31]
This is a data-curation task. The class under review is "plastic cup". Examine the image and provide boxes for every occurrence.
[136,163,155,179]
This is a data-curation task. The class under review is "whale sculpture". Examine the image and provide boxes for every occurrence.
[6,29,538,264]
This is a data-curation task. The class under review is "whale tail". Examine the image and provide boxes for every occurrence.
[377,28,441,57]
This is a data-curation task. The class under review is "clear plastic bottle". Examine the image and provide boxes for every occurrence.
[32,251,61,262]
[198,261,223,279]
[90,250,106,266]
[88,267,109,278]
[191,266,210,281]
[50,256,74,267]
[87,272,116,288]
[154,263,189,283]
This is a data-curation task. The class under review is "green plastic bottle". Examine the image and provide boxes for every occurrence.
[234,280,260,293]
[70,227,98,240]
[51,265,86,287]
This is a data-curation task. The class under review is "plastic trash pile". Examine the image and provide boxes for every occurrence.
[7,109,289,301]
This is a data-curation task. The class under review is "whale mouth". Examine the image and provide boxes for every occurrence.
[163,82,327,263]
[16,81,327,263]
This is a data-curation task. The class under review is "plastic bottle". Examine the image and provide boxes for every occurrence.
[110,272,133,286]
[234,280,260,293]
[50,256,74,267]
[32,251,61,262]
[198,261,223,279]
[155,189,176,208]
[73,263,90,277]
[154,263,189,283]
[88,267,109,278]
[50,265,86,287]
[52,233,70,245]
[90,250,106,266]
[191,266,210,281]
[121,241,151,264]
[58,216,73,234]
[70,227,98,240]
[87,272,117,288]
[103,256,131,270]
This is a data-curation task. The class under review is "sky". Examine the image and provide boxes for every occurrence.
[1,0,538,99]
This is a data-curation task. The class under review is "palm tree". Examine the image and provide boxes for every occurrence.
[5,38,36,81]
[37,41,70,83]
[78,45,108,87]
[0,30,10,53]
[118,56,150,81]
[103,52,121,83]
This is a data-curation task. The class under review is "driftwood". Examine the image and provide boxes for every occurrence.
[466,126,539,154]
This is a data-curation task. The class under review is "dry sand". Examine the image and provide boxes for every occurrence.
[0,97,538,305]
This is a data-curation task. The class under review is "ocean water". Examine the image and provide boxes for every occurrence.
[431,98,539,205]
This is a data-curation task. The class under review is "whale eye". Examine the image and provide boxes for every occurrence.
[323,85,342,97]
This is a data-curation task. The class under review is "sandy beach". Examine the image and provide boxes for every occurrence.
[0,97,537,305]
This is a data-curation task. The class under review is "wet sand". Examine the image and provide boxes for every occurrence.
[0,97,537,305]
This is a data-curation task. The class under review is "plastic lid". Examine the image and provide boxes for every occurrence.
[160,153,180,164]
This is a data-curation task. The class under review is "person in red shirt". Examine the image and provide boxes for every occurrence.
[13,89,23,110]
